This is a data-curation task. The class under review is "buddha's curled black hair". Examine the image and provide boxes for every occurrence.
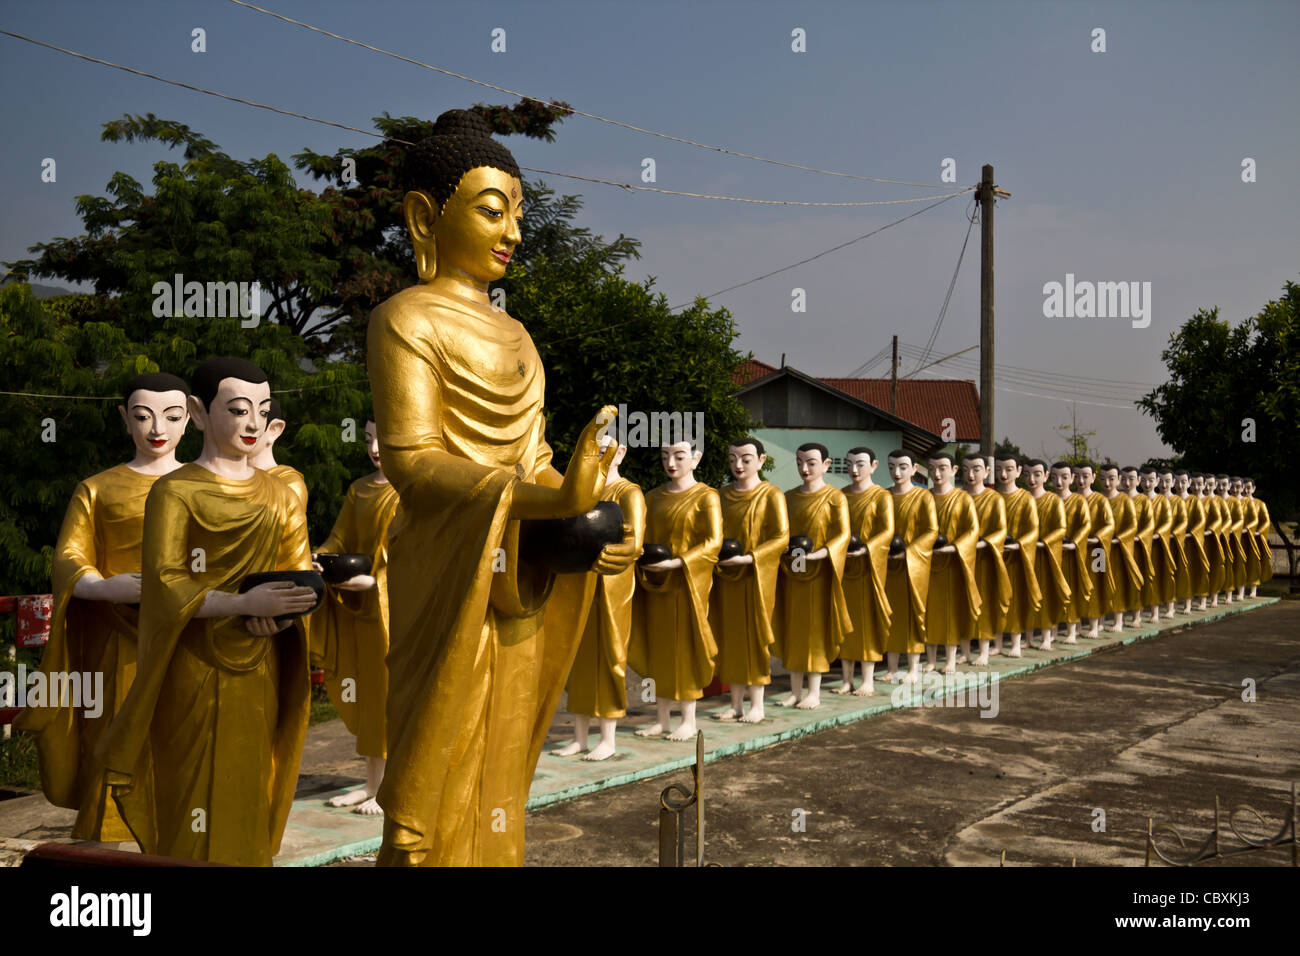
[406,109,522,212]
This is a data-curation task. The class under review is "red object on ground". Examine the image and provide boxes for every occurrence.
[702,677,729,697]
[19,842,227,867]
[14,594,53,649]
[310,668,325,686]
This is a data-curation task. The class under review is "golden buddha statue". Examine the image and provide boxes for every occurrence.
[364,109,638,866]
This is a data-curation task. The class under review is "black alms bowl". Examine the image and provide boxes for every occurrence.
[849,534,864,553]
[889,535,906,556]
[638,542,674,566]
[934,532,950,550]
[238,570,325,618]
[316,552,373,585]
[520,500,625,575]
[787,535,814,556]
[718,538,744,562]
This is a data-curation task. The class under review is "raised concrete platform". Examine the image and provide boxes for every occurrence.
[0,596,1279,866]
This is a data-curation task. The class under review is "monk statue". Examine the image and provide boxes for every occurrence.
[772,443,851,708]
[710,437,788,721]
[16,373,191,845]
[314,418,396,813]
[1072,462,1115,639]
[924,450,980,674]
[96,357,320,864]
[963,453,1011,667]
[837,447,893,695]
[1102,465,1143,631]
[250,398,308,511]
[554,435,646,759]
[995,454,1040,658]
[1051,461,1091,644]
[1243,478,1272,597]
[629,438,723,739]
[365,110,638,866]
[1164,470,1191,616]
[883,450,938,683]
[1123,466,1155,625]
[1025,459,1070,651]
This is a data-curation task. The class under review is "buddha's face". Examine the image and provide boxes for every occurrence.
[191,377,271,459]
[1245,480,1255,497]
[796,449,829,483]
[928,457,955,489]
[1190,475,1204,495]
[660,441,699,480]
[1100,469,1120,494]
[1073,466,1094,493]
[994,459,1020,488]
[1174,474,1190,495]
[888,455,915,486]
[1140,471,1158,493]
[961,458,987,490]
[1218,477,1230,495]
[1051,466,1073,494]
[120,389,189,459]
[728,443,764,482]
[847,453,875,483]
[365,420,381,469]
[1122,471,1139,494]
[1231,478,1243,496]
[1158,472,1174,494]
[430,167,523,288]
[1025,464,1046,492]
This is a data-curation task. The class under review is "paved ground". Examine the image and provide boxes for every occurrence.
[525,599,1300,866]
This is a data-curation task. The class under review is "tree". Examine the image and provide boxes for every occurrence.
[1137,279,1300,520]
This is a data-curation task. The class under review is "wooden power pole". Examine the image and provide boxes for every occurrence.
[890,334,899,415]
[978,164,1010,458]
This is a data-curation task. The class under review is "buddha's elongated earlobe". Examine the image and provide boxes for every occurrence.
[403,190,439,282]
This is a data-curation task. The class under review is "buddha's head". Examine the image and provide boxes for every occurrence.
[728,437,766,483]
[189,357,271,460]
[796,443,830,485]
[961,452,988,491]
[403,109,524,288]
[846,446,878,487]
[887,450,916,490]
[1024,459,1048,494]
[927,450,957,492]
[118,371,190,459]
[1072,462,1094,494]
[1121,467,1140,494]
[1050,461,1073,495]
[365,420,381,470]
[993,454,1021,491]
[1174,471,1190,495]
[1190,473,1205,496]
[1158,470,1174,494]
[1244,478,1255,498]
[1139,467,1159,494]
[1100,464,1121,495]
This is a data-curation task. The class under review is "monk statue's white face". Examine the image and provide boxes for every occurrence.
[120,389,189,459]
[728,443,764,482]
[190,377,271,460]
[660,441,699,480]
[365,420,381,469]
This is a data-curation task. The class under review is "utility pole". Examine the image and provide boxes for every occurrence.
[978,165,1011,461]
[890,334,899,415]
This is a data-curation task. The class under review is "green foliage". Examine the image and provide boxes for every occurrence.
[1138,279,1300,520]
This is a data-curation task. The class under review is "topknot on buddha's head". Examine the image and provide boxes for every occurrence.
[407,108,522,212]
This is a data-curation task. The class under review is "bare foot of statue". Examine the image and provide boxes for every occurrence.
[831,681,852,695]
[739,706,765,723]
[635,723,665,737]
[974,652,990,666]
[795,692,821,710]
[354,796,383,816]
[667,721,697,741]
[712,707,741,721]
[328,788,372,808]
[775,694,800,707]
[941,662,957,675]
[852,681,874,697]
[552,740,585,757]
[583,741,616,761]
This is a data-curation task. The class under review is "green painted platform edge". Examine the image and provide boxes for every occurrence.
[277,834,381,867]
[521,597,1280,812]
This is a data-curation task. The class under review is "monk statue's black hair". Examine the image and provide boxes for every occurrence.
[122,372,189,407]
[191,357,269,412]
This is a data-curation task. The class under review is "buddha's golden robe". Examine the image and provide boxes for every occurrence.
[773,485,851,672]
[1081,491,1115,619]
[925,489,981,646]
[710,482,787,684]
[1058,493,1093,623]
[1142,494,1175,607]
[1029,493,1070,629]
[629,482,722,700]
[1206,495,1230,595]
[884,487,938,654]
[840,485,893,661]
[96,464,311,865]
[1131,493,1156,604]
[1252,497,1273,583]
[999,488,1041,634]
[315,474,399,758]
[566,478,645,717]
[1107,493,1144,613]
[266,464,309,511]
[366,286,597,868]
[968,488,1011,641]
[15,464,159,842]
[1224,495,1248,589]
[1167,494,1191,601]
[1182,495,1212,597]
[1230,496,1258,588]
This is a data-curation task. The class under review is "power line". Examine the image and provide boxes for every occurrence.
[228,0,953,189]
[894,343,1156,397]
[0,29,967,208]
[907,200,977,375]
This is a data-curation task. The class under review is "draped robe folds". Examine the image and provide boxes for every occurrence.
[1223,496,1248,589]
[840,485,893,661]
[1230,496,1258,588]
[628,482,722,700]
[1058,494,1093,623]
[1183,495,1212,597]
[925,489,981,646]
[1142,494,1176,606]
[773,486,852,672]
[14,464,158,842]
[1206,495,1230,595]
[1029,493,1071,629]
[1167,495,1192,601]
[314,474,400,758]
[999,489,1041,634]
[1131,494,1156,604]
[1253,498,1273,583]
[1107,493,1144,613]
[710,482,787,685]
[365,286,597,867]
[968,488,1011,641]
[95,465,311,865]
[565,478,646,717]
[265,464,309,511]
[884,488,938,654]
[1081,492,1115,620]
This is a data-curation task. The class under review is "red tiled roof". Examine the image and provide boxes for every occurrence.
[732,359,981,440]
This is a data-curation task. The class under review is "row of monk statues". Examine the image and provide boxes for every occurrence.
[10,109,1275,868]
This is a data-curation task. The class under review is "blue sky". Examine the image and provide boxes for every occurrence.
[2,0,1297,465]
